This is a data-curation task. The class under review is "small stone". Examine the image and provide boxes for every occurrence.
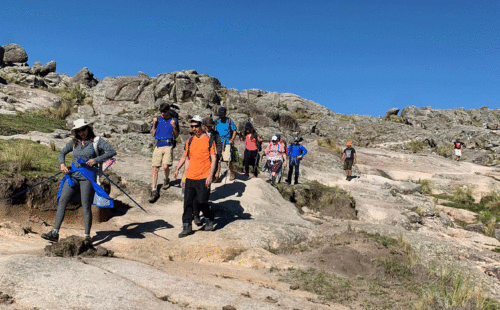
[222,306,236,310]
[290,284,300,290]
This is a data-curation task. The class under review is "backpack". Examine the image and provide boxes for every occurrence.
[253,132,262,152]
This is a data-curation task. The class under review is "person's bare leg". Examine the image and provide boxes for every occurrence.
[152,167,160,190]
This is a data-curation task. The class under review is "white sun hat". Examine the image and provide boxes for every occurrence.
[190,115,203,123]
[71,119,93,132]
[271,135,278,141]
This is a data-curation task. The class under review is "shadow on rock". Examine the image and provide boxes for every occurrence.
[93,219,174,246]
[210,181,246,201]
[211,199,252,231]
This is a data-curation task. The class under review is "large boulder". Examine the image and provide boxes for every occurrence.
[70,67,98,87]
[2,44,28,64]
[31,61,56,76]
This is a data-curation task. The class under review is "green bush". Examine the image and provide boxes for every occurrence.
[384,115,405,123]
[418,179,432,195]
[317,138,343,155]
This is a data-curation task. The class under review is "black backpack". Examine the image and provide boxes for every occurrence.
[186,134,217,160]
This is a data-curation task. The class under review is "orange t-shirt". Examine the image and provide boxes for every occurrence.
[184,134,216,180]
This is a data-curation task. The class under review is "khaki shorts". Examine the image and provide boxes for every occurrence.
[221,144,231,162]
[455,149,462,157]
[152,145,173,167]
[343,159,354,170]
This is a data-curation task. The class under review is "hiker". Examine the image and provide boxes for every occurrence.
[340,141,356,181]
[265,135,286,184]
[149,102,179,202]
[214,107,237,182]
[41,119,116,243]
[240,122,262,178]
[454,139,465,161]
[286,137,308,185]
[178,115,217,238]
[203,118,223,179]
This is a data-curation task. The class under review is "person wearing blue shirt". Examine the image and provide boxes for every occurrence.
[214,107,237,182]
[149,102,179,202]
[286,137,308,185]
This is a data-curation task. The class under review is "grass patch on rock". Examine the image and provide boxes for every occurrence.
[316,138,343,155]
[417,179,433,195]
[276,181,356,219]
[432,187,500,236]
[0,139,71,179]
[0,112,66,135]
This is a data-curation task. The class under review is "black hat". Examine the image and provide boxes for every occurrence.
[244,122,253,130]
[218,107,227,116]
[159,102,170,113]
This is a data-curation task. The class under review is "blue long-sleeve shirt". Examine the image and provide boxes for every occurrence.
[288,144,307,158]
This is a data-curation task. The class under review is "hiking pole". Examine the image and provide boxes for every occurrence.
[8,172,63,201]
[96,169,148,214]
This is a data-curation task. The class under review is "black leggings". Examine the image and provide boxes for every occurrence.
[243,149,259,175]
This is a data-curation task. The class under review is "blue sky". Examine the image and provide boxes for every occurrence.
[3,0,499,116]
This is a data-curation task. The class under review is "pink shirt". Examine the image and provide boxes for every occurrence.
[265,142,283,160]
[245,134,258,151]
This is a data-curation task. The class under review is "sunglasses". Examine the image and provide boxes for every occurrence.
[75,128,86,133]
[190,124,201,128]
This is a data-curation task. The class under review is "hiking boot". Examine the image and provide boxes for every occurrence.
[346,176,349,180]
[162,178,170,190]
[148,189,159,203]
[193,215,203,227]
[41,230,59,242]
[84,236,92,245]
[229,172,235,181]
[204,219,215,231]
[178,224,193,238]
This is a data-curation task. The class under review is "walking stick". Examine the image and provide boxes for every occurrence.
[8,172,63,201]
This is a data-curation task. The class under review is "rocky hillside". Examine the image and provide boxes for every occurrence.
[2,43,500,165]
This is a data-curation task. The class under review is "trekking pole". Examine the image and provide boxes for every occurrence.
[8,172,63,201]
[96,169,148,214]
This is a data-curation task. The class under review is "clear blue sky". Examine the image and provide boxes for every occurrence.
[3,0,499,116]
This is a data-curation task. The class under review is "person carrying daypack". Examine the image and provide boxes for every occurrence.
[240,122,263,178]
[149,102,179,202]
[178,115,217,238]
[265,135,286,184]
[214,107,237,182]
[287,137,307,185]
[41,119,116,243]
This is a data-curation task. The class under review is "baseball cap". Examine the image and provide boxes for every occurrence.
[271,135,278,141]
[218,107,227,116]
[191,115,203,123]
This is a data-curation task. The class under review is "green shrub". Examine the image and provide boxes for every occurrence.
[407,140,426,152]
[418,179,432,195]
[317,138,343,155]
[384,115,405,123]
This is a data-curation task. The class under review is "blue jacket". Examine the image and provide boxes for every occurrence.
[288,144,307,158]
[57,159,113,208]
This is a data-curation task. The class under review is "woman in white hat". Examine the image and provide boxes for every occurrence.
[41,119,116,243]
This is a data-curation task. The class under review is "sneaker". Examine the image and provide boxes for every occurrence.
[41,230,59,242]
[84,236,92,245]
[346,176,349,180]
[204,219,215,231]
[148,190,159,203]
[193,215,203,227]
[162,178,170,190]
[229,172,235,181]
[178,224,193,238]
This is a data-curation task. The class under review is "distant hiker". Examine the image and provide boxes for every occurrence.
[265,135,286,184]
[203,117,222,179]
[454,139,465,161]
[178,115,217,238]
[214,107,237,182]
[240,122,262,178]
[340,141,356,181]
[41,119,116,243]
[173,126,196,188]
[286,137,307,185]
[149,102,179,202]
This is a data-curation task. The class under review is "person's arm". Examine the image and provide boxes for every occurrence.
[58,140,73,174]
[298,145,308,159]
[229,120,237,144]
[92,139,117,164]
[181,159,189,188]
[173,153,187,179]
[150,117,158,136]
[353,152,357,165]
[206,153,217,187]
[340,153,346,162]
[171,118,179,138]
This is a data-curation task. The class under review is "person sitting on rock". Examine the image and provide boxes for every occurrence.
[340,141,356,181]
[239,122,262,178]
[149,102,179,202]
[214,107,237,182]
[265,135,285,184]
[41,119,116,243]
[454,139,465,161]
[287,137,307,185]
[178,116,217,238]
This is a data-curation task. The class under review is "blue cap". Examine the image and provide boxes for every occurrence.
[218,107,227,116]
[275,134,280,139]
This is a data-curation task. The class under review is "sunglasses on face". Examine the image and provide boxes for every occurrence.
[190,124,201,128]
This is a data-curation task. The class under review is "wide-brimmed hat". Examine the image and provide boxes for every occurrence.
[191,115,203,123]
[346,141,352,146]
[71,119,93,132]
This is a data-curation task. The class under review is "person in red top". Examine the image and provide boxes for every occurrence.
[454,138,465,161]
[178,115,217,238]
[239,122,263,178]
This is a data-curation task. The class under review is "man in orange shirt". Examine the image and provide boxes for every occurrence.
[178,115,217,238]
